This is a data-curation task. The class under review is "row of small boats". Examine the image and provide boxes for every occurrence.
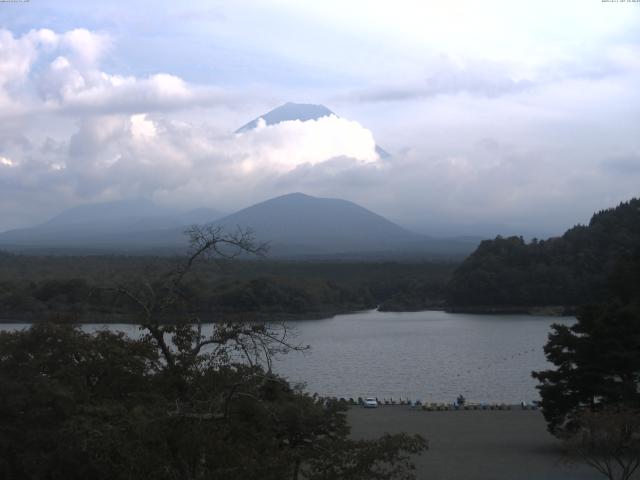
[318,396,540,410]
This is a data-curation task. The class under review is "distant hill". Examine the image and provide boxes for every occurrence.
[0,199,223,249]
[41,198,170,227]
[447,198,640,309]
[213,192,477,258]
[0,193,479,259]
[214,192,418,255]
[235,102,391,159]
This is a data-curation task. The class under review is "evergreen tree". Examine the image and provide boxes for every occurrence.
[532,251,640,434]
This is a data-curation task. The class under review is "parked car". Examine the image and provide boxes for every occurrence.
[363,397,378,408]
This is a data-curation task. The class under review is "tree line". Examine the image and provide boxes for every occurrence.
[447,198,640,309]
[0,252,455,321]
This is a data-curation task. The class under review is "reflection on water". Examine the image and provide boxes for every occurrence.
[0,309,574,403]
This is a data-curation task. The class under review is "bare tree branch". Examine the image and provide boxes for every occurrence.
[116,224,308,373]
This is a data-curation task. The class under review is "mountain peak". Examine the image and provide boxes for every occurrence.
[272,192,315,201]
[281,102,333,115]
[235,103,335,133]
[235,102,391,158]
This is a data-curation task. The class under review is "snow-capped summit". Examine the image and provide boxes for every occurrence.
[235,102,391,158]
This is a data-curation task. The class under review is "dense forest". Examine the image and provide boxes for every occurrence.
[2,198,638,320]
[447,198,640,310]
[0,253,455,322]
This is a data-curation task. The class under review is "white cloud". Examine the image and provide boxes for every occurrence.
[60,28,111,67]
[0,27,227,117]
[0,156,16,167]
[233,115,379,173]
[130,114,158,138]
[343,59,533,103]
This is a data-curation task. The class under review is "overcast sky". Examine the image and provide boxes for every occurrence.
[1,0,639,236]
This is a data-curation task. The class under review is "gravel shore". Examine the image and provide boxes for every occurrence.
[348,406,604,480]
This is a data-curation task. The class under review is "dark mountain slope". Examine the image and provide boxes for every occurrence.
[447,198,640,308]
[0,199,222,247]
[214,192,423,254]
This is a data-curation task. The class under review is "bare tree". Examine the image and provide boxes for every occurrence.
[564,406,640,480]
[117,224,306,371]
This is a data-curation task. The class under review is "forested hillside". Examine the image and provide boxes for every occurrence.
[0,254,454,322]
[447,198,640,309]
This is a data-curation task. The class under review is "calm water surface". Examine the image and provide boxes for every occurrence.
[0,310,574,403]
[275,310,574,403]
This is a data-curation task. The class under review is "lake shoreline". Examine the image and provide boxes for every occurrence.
[445,304,578,316]
[0,308,361,325]
[0,304,578,325]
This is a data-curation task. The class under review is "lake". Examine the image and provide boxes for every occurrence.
[0,310,573,404]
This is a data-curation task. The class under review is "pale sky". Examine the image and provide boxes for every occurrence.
[1,0,639,236]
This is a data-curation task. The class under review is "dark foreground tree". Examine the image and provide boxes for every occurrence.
[564,406,640,480]
[0,225,426,480]
[533,251,640,479]
[532,251,640,435]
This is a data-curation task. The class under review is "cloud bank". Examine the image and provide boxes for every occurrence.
[1,12,639,237]
[0,28,226,118]
[0,28,384,229]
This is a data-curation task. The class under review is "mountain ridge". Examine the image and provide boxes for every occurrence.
[0,192,479,259]
[0,199,223,246]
